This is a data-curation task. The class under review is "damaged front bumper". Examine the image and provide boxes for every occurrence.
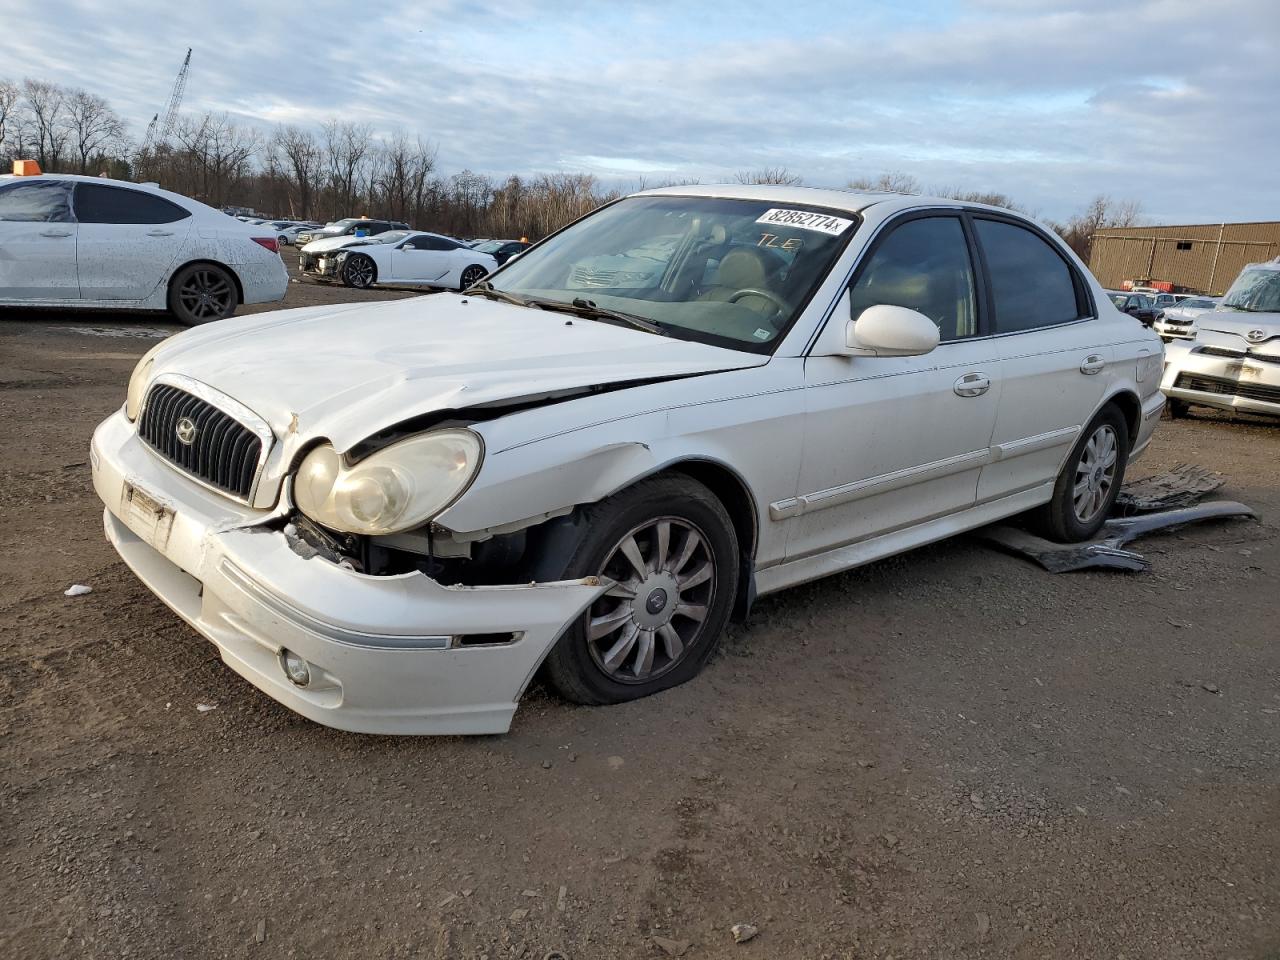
[1162,341,1280,417]
[298,251,343,280]
[90,410,607,735]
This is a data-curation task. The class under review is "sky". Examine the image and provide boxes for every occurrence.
[1,0,1276,224]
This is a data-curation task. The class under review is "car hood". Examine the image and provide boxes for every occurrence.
[149,295,767,451]
[1196,310,1280,352]
[300,235,367,254]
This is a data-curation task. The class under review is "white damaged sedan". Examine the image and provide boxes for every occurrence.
[92,185,1165,734]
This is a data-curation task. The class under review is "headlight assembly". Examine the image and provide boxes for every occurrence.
[293,430,483,536]
[125,344,165,421]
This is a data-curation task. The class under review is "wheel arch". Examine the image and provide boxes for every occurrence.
[168,258,245,305]
[1100,387,1141,443]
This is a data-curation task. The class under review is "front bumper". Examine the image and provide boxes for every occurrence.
[1161,343,1280,417]
[298,251,342,280]
[91,410,607,735]
[1153,319,1195,342]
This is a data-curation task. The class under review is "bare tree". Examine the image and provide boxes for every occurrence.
[1057,195,1144,261]
[64,89,127,174]
[0,79,18,159]
[735,167,802,185]
[274,125,321,219]
[322,120,373,217]
[846,171,921,194]
[21,79,69,170]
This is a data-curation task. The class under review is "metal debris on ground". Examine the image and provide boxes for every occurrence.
[1114,463,1226,515]
[731,923,759,943]
[978,501,1256,573]
[63,584,92,597]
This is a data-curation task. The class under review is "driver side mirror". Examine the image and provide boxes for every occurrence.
[402,244,416,251]
[846,303,940,357]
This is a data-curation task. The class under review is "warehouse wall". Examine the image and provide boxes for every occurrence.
[1088,222,1280,295]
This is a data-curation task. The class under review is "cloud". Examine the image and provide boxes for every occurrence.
[0,0,1276,222]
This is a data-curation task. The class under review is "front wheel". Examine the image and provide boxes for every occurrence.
[341,254,376,289]
[459,264,488,291]
[168,263,239,326]
[540,475,740,706]
[1032,405,1130,542]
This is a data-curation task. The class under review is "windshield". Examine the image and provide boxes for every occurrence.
[1108,294,1129,308]
[319,218,360,233]
[1183,298,1215,309]
[473,239,506,253]
[486,195,857,352]
[350,230,411,245]
[1222,267,1280,313]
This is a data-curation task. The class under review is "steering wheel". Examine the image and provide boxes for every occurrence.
[727,287,790,314]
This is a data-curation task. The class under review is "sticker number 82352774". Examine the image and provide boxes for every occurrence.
[754,208,854,236]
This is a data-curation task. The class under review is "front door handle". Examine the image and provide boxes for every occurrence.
[40,228,73,238]
[954,372,991,397]
[146,229,175,237]
[1080,355,1106,375]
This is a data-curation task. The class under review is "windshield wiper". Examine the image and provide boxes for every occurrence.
[466,280,530,308]
[531,296,665,336]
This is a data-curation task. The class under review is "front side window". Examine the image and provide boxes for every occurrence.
[0,180,72,222]
[975,218,1084,333]
[487,195,856,352]
[73,183,189,224]
[847,216,978,341]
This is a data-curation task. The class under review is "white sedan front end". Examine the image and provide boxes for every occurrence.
[1161,316,1280,417]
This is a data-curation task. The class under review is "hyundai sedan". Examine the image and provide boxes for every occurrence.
[92,185,1165,734]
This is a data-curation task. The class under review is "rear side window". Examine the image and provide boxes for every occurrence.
[74,183,189,224]
[412,235,459,251]
[975,218,1084,333]
[0,180,72,222]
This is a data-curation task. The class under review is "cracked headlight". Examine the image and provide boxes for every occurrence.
[293,430,483,536]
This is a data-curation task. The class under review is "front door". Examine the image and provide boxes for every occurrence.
[786,214,1002,561]
[72,182,191,300]
[391,236,453,283]
[0,179,78,300]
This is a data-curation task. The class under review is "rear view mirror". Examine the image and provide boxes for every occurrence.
[847,304,940,357]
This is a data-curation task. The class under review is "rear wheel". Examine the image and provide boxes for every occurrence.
[459,264,488,291]
[168,263,238,326]
[342,254,376,289]
[540,475,740,705]
[1031,405,1130,542]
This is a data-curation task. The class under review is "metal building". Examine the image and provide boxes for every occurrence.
[1088,221,1280,296]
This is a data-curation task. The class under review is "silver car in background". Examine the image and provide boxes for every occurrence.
[1153,296,1220,342]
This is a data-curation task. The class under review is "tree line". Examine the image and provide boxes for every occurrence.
[1,76,1140,253]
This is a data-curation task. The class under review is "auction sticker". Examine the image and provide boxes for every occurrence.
[755,208,854,235]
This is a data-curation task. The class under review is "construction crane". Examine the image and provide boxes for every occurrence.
[137,48,191,163]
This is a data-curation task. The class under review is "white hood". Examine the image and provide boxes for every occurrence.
[149,295,766,451]
[300,234,370,254]
[1196,310,1280,355]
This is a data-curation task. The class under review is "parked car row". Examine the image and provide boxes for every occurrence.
[298,229,497,290]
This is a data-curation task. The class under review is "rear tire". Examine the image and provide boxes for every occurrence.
[1030,404,1130,542]
[168,263,239,326]
[538,475,740,706]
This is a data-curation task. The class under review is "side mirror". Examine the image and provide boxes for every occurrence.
[847,304,940,357]
[402,244,416,250]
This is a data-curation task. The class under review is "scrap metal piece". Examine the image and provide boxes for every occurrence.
[976,501,1256,574]
[1114,463,1225,515]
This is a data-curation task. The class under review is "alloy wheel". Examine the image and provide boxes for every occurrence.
[177,269,234,321]
[1073,423,1118,523]
[461,265,487,289]
[346,257,375,288]
[584,517,716,683]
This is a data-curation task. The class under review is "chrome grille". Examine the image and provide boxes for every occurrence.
[1174,373,1280,405]
[139,383,264,500]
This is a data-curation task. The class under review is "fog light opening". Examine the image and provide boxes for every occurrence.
[281,649,311,687]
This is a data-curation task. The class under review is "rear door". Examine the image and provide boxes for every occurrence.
[0,179,78,299]
[972,216,1113,502]
[73,183,191,300]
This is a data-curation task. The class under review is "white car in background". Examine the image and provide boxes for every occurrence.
[277,222,320,246]
[1162,260,1280,418]
[92,185,1164,735]
[299,229,497,290]
[0,173,287,325]
[1153,295,1220,341]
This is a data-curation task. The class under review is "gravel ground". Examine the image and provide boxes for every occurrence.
[2,260,1278,959]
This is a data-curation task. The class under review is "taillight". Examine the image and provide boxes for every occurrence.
[252,237,279,253]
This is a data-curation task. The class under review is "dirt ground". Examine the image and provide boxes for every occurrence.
[2,257,1278,959]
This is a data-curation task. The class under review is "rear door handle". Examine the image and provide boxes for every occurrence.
[954,372,991,397]
[40,228,73,238]
[1080,355,1106,375]
[146,229,175,237]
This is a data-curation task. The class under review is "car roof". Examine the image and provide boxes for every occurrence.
[632,182,1028,219]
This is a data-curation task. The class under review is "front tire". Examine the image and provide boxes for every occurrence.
[1032,404,1130,542]
[539,475,740,706]
[342,254,376,289]
[459,264,488,291]
[168,263,239,326]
